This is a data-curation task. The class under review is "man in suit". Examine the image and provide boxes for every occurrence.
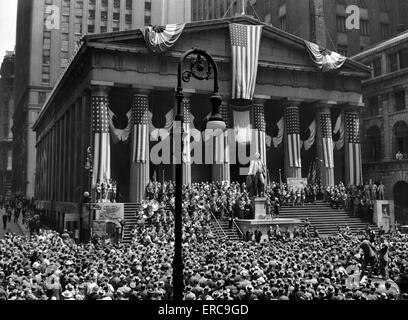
[248,153,266,197]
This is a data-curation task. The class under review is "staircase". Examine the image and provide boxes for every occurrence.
[211,219,242,241]
[279,201,378,236]
[122,203,142,244]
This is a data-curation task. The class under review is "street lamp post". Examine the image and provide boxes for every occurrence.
[173,48,225,300]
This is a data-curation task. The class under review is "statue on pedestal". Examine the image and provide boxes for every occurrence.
[247,153,266,197]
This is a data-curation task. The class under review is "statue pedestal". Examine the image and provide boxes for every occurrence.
[253,197,267,220]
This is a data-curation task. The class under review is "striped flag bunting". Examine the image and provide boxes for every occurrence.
[141,24,185,53]
[346,113,362,185]
[285,108,302,168]
[132,96,149,163]
[320,114,334,169]
[254,104,267,163]
[304,40,347,72]
[229,23,263,100]
[92,97,111,185]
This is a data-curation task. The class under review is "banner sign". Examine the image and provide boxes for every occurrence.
[94,203,124,227]
[287,178,308,190]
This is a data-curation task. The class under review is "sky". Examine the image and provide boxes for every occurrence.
[0,0,18,61]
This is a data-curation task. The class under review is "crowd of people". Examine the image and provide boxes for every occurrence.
[1,180,406,301]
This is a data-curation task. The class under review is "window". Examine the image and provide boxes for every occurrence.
[114,0,120,8]
[279,15,287,31]
[395,91,406,111]
[61,40,69,52]
[102,0,108,7]
[380,0,388,11]
[88,24,95,33]
[75,0,83,9]
[88,9,95,19]
[101,26,107,33]
[365,126,382,162]
[372,58,382,77]
[126,0,132,10]
[43,39,51,50]
[43,31,51,39]
[61,33,69,40]
[144,16,151,26]
[113,12,120,21]
[389,53,399,72]
[368,97,379,116]
[360,19,369,36]
[337,15,346,33]
[399,48,408,69]
[38,92,47,104]
[358,0,368,8]
[89,0,96,6]
[43,56,50,65]
[381,23,389,39]
[125,14,132,24]
[337,45,348,57]
[62,0,71,7]
[101,11,108,21]
[62,15,69,23]
[145,1,151,10]
[393,121,408,155]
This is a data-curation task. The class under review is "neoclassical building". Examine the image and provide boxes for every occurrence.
[353,31,408,225]
[33,16,370,233]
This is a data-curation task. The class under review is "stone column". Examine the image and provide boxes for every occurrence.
[284,101,302,179]
[344,106,363,186]
[381,93,391,161]
[316,103,335,187]
[91,85,112,192]
[182,94,192,186]
[212,101,231,183]
[130,90,150,203]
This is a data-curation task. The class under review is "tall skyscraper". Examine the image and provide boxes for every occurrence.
[13,0,191,197]
[0,52,15,197]
[192,0,248,21]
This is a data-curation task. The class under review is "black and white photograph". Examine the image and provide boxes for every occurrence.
[1,0,408,313]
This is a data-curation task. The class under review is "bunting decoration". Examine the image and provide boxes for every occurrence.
[302,120,316,151]
[108,109,132,144]
[229,23,263,100]
[304,41,347,72]
[254,104,267,162]
[346,113,362,186]
[333,113,345,151]
[272,118,284,148]
[92,98,111,185]
[132,96,149,163]
[141,24,186,53]
[320,114,334,169]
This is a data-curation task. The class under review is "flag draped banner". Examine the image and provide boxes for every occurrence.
[320,114,334,168]
[286,108,302,168]
[303,120,316,151]
[229,23,263,100]
[254,104,267,163]
[92,98,111,185]
[304,41,347,72]
[132,98,149,163]
[141,24,185,53]
[273,118,284,148]
[233,109,252,144]
[333,114,345,150]
[108,109,132,144]
[346,113,363,186]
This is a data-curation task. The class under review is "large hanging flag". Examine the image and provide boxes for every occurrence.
[286,108,302,168]
[229,23,263,100]
[141,24,186,53]
[346,113,362,186]
[132,101,149,163]
[92,99,111,185]
[254,104,267,162]
[303,120,316,151]
[108,109,132,144]
[321,114,334,168]
[273,118,284,148]
[333,113,345,150]
[304,41,347,72]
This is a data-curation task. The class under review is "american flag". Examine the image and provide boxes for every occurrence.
[182,99,191,165]
[285,107,302,168]
[320,114,334,169]
[92,97,111,185]
[346,112,362,185]
[141,24,186,53]
[229,23,263,100]
[132,95,149,163]
[254,104,267,164]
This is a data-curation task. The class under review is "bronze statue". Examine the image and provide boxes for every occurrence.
[247,153,266,197]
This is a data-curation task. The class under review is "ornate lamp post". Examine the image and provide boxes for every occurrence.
[173,48,226,300]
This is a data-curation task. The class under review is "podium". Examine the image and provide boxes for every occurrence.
[253,197,267,220]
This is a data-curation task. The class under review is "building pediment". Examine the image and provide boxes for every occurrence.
[83,15,370,77]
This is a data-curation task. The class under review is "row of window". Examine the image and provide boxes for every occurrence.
[367,91,407,117]
[370,48,408,78]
